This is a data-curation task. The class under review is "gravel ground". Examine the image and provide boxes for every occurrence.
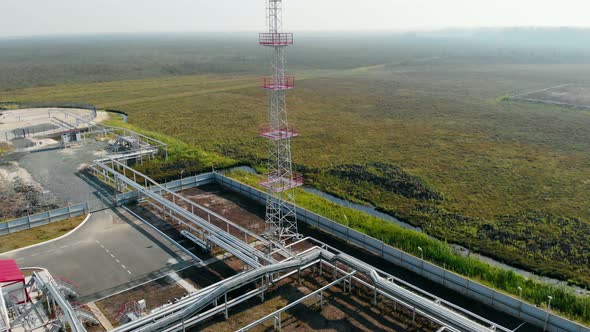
[11,141,110,205]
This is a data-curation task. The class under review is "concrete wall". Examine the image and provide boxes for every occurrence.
[214,173,590,332]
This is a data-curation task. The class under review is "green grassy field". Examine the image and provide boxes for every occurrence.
[1,32,590,309]
[3,61,590,288]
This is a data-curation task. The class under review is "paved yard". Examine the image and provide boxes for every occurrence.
[0,208,194,302]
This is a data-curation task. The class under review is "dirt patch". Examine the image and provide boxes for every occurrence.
[95,276,188,327]
[93,258,243,328]
[176,185,317,257]
[0,142,13,155]
[180,185,267,235]
[16,137,60,151]
[150,185,315,264]
[0,161,42,189]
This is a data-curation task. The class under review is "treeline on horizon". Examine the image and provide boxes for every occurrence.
[1,27,590,91]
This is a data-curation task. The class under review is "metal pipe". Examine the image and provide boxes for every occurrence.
[334,252,504,332]
[32,272,86,332]
[99,159,268,247]
[113,249,323,332]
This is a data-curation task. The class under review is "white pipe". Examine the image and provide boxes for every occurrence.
[32,272,86,332]
[334,253,503,332]
[113,249,323,332]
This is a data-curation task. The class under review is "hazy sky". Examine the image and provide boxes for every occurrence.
[2,0,589,37]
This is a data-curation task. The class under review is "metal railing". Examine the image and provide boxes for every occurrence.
[259,32,293,46]
[90,158,273,269]
[0,284,8,332]
[0,107,97,142]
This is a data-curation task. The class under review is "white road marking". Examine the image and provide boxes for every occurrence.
[46,249,54,253]
[30,253,40,257]
[15,258,24,262]
[59,245,68,249]
[99,244,132,276]
[95,240,101,244]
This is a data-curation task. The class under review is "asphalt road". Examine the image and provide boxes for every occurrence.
[0,208,194,303]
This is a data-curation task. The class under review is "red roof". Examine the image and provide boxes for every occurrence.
[0,259,24,283]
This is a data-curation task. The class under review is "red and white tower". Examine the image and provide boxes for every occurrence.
[259,0,302,243]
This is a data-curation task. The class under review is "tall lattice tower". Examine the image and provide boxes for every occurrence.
[259,0,302,243]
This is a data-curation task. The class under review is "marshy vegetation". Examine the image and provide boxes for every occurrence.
[229,170,590,324]
[1,31,589,323]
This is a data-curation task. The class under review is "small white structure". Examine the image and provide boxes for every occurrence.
[62,129,82,147]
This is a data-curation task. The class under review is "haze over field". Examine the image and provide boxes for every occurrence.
[1,0,590,325]
[2,0,590,36]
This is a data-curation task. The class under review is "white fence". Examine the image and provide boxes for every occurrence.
[0,174,215,236]
[0,203,89,236]
[213,173,590,332]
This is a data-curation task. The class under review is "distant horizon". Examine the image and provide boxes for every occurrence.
[3,25,590,40]
[3,0,590,38]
